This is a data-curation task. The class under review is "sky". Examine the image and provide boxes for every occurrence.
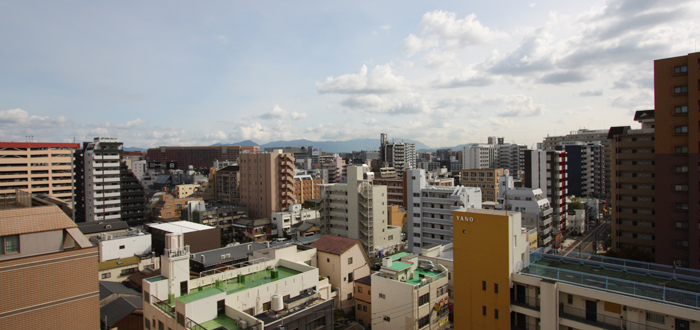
[1,0,699,149]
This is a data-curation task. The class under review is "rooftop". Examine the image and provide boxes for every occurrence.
[0,205,77,236]
[310,234,359,255]
[520,249,700,309]
[147,220,214,233]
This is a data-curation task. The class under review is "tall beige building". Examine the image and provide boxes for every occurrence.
[239,151,295,220]
[0,142,79,201]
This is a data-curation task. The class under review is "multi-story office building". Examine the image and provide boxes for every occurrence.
[0,202,99,329]
[146,145,259,171]
[462,144,497,169]
[497,173,554,247]
[214,164,240,204]
[239,151,295,220]
[543,128,612,197]
[373,176,407,207]
[460,168,504,202]
[379,133,416,174]
[319,165,402,254]
[523,149,568,230]
[142,233,335,330]
[609,110,657,257]
[293,174,322,203]
[496,143,527,179]
[74,137,124,223]
[406,169,482,253]
[453,207,700,330]
[371,252,450,330]
[653,52,700,268]
[556,142,605,198]
[0,142,79,201]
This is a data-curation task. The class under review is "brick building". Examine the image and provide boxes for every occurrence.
[146,145,259,170]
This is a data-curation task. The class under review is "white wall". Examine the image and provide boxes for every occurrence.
[98,233,152,262]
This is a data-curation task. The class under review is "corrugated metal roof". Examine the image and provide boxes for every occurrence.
[0,205,77,236]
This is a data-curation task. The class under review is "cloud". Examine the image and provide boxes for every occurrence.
[340,93,429,115]
[316,64,406,94]
[0,108,72,128]
[380,24,392,30]
[432,72,496,88]
[423,50,457,69]
[401,11,508,55]
[579,89,603,97]
[486,28,555,76]
[114,118,148,129]
[259,104,287,120]
[538,71,588,84]
[290,111,307,120]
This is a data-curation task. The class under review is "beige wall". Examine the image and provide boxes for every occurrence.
[240,152,295,220]
[316,244,370,313]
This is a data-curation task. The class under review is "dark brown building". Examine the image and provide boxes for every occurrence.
[653,53,700,268]
[146,145,259,170]
[146,221,221,255]
[609,110,656,256]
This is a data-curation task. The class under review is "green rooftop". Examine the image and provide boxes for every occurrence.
[387,252,411,261]
[406,267,445,285]
[178,287,225,304]
[200,315,241,330]
[386,261,412,272]
[145,275,166,283]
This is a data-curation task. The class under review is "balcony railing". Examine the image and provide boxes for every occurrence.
[559,305,664,330]
[151,295,175,319]
[164,246,190,259]
[511,294,540,311]
[185,317,206,330]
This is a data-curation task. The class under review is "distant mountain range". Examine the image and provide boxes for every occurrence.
[125,139,475,153]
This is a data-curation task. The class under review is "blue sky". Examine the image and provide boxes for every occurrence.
[1,0,698,148]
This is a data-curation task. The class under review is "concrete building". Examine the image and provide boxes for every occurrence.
[609,110,657,258]
[318,154,344,184]
[150,195,202,221]
[652,52,700,269]
[146,221,221,254]
[146,145,259,171]
[240,151,295,220]
[462,143,496,169]
[142,233,335,330]
[460,168,504,202]
[185,202,248,246]
[497,173,554,247]
[0,141,79,201]
[74,137,124,223]
[523,149,568,230]
[175,184,200,199]
[543,128,612,197]
[371,252,450,330]
[379,133,416,174]
[556,142,606,198]
[215,164,240,205]
[496,143,527,179]
[119,161,146,225]
[310,235,371,313]
[293,174,322,203]
[319,165,402,254]
[373,176,407,207]
[451,209,530,330]
[272,204,320,238]
[406,169,482,253]
[0,203,99,329]
[354,275,372,328]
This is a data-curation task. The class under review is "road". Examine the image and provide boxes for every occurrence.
[563,218,610,257]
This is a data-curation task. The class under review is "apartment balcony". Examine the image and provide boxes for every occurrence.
[93,169,120,175]
[95,206,121,213]
[510,294,540,311]
[539,217,552,229]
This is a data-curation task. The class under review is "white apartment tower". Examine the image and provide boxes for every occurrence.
[81,137,123,222]
[523,149,568,230]
[319,165,402,254]
[406,169,482,253]
[379,133,416,174]
[497,171,554,247]
[462,144,497,169]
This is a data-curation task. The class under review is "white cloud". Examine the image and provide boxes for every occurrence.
[402,11,508,56]
[340,93,430,115]
[259,104,287,120]
[380,24,392,30]
[423,50,457,69]
[579,89,603,97]
[290,111,307,120]
[316,64,406,94]
[0,108,72,128]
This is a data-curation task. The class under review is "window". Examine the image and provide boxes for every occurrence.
[675,221,689,229]
[413,223,420,227]
[675,184,688,191]
[414,213,420,217]
[159,320,164,330]
[263,301,271,311]
[495,309,499,319]
[674,85,688,94]
[413,193,419,197]
[674,65,688,74]
[482,281,486,291]
[675,203,689,210]
[418,315,430,327]
[119,245,125,250]
[494,283,498,293]
[675,105,688,114]
[308,317,326,329]
[413,203,420,207]
[348,257,353,265]
[568,294,573,304]
[646,312,665,324]
[675,146,688,154]
[120,268,137,276]
[101,273,111,279]
[1,235,19,254]
[379,293,386,299]
[676,259,689,267]
[675,165,688,173]
[419,293,430,306]
[675,240,689,248]
[357,286,362,293]
[675,126,688,134]
[145,319,151,329]
[482,306,487,316]
[363,305,367,312]
[383,316,391,322]
[177,313,185,326]
[414,233,420,237]
[348,272,354,282]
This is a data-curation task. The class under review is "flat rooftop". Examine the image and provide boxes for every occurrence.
[147,221,213,233]
[520,249,700,309]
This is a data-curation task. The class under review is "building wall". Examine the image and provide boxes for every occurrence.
[98,233,152,262]
[315,245,371,313]
[293,178,322,203]
[460,168,503,202]
[452,209,527,330]
[654,53,700,269]
[0,142,79,201]
[0,246,100,329]
[240,152,295,220]
[146,145,245,171]
[175,184,199,199]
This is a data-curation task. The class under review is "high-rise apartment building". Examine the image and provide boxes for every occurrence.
[496,173,554,247]
[146,145,259,170]
[543,128,612,197]
[293,174,322,203]
[556,142,605,198]
[214,164,240,204]
[0,202,99,329]
[462,143,497,169]
[496,143,527,179]
[379,133,416,174]
[319,165,402,254]
[239,151,295,220]
[75,137,124,223]
[317,155,344,183]
[523,149,568,230]
[653,52,700,268]
[406,169,482,253]
[0,142,79,201]
[609,110,656,256]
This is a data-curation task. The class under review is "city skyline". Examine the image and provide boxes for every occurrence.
[1,0,699,148]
